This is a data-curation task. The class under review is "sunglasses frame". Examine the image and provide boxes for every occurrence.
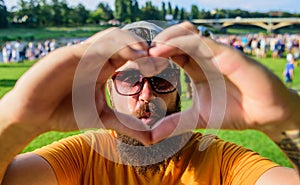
[111,68,180,96]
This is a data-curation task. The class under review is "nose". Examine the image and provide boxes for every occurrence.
[139,79,155,102]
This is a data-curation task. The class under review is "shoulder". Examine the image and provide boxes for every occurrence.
[188,132,279,184]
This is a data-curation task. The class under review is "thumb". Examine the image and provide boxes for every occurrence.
[150,102,203,144]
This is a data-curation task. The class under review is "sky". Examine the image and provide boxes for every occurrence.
[4,0,300,13]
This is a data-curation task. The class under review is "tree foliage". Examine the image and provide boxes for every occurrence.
[191,5,199,19]
[167,1,172,15]
[89,2,113,24]
[161,2,166,20]
[0,0,8,28]
[140,1,162,20]
[0,0,299,28]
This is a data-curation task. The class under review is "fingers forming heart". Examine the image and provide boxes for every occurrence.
[72,22,226,146]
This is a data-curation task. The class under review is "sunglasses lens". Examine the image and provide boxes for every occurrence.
[113,70,141,95]
[151,70,178,93]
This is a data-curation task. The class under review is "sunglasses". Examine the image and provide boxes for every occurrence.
[111,68,180,96]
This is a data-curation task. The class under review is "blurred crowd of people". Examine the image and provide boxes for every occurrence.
[214,33,300,60]
[1,33,300,63]
[0,39,82,63]
[213,33,299,87]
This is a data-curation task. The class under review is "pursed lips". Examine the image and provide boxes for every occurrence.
[139,112,160,127]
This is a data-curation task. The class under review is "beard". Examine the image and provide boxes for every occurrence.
[116,100,191,176]
[116,132,192,176]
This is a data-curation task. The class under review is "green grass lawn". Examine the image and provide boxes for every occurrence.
[0,62,36,97]
[0,26,107,45]
[255,57,300,91]
[0,56,297,168]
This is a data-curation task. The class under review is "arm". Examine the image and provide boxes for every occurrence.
[0,46,79,183]
[150,22,300,142]
[255,167,299,185]
[149,21,299,182]
[0,28,150,184]
[1,153,58,185]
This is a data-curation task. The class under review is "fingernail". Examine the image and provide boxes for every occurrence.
[138,50,147,56]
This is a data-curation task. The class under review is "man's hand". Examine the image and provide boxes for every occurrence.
[1,28,152,137]
[0,27,153,182]
[149,22,300,144]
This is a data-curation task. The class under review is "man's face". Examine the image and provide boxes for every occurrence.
[108,60,186,175]
[110,60,180,128]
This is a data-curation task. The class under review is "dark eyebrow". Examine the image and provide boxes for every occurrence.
[112,69,140,79]
[113,68,178,79]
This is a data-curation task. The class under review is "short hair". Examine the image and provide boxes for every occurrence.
[122,21,163,46]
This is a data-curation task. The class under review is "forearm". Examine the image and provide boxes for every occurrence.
[0,124,42,182]
[254,123,299,172]
[257,90,300,142]
[0,45,81,178]
[0,94,45,182]
[277,89,299,172]
[255,89,300,171]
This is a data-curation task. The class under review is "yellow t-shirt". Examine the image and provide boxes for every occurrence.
[33,130,278,185]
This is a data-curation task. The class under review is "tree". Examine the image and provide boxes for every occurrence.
[13,0,29,24]
[36,0,51,26]
[114,0,127,22]
[140,1,162,20]
[89,2,113,24]
[125,0,133,22]
[191,4,199,19]
[199,9,211,19]
[29,0,40,26]
[161,2,166,20]
[70,3,89,25]
[173,5,179,20]
[49,0,63,25]
[18,0,28,10]
[0,0,8,28]
[11,0,39,27]
[131,0,140,21]
[179,7,185,20]
[59,0,72,26]
[167,1,172,15]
